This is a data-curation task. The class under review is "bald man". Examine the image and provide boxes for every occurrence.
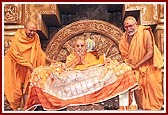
[119,16,164,110]
[4,21,54,111]
[65,38,97,69]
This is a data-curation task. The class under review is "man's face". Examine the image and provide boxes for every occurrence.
[25,24,37,38]
[75,39,86,56]
[124,20,137,36]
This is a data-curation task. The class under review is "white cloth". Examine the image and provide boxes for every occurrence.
[119,91,129,106]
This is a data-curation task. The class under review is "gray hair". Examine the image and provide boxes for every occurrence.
[24,20,37,29]
[124,16,137,23]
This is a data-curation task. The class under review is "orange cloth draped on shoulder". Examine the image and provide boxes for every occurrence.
[119,25,164,110]
[24,54,138,111]
[4,29,46,110]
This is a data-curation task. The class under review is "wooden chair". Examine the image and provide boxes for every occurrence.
[45,19,124,110]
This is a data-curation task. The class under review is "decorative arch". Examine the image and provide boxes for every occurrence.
[45,19,124,62]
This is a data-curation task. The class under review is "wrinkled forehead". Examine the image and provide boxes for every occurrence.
[76,39,86,45]
[25,22,37,30]
[27,24,37,30]
[124,19,135,25]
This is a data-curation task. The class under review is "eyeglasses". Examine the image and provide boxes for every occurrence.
[76,44,84,47]
[124,23,136,30]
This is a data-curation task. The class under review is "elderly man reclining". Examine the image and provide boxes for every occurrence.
[24,38,139,111]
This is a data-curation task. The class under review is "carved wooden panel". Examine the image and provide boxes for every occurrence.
[157,4,164,23]
[25,4,61,30]
[124,4,159,25]
[154,26,164,57]
[4,36,12,55]
[45,20,123,62]
[4,4,22,24]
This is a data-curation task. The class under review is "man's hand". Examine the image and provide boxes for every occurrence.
[75,54,86,65]
[75,55,81,65]
[80,56,87,65]
[127,63,139,70]
[29,66,34,72]
[46,56,57,63]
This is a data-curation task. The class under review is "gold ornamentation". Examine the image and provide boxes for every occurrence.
[45,20,123,62]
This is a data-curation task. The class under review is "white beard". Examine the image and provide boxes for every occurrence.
[127,28,137,36]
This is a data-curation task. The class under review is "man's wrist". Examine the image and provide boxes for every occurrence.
[75,61,78,65]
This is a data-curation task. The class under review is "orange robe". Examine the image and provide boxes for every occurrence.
[66,52,98,69]
[119,25,164,110]
[4,29,46,110]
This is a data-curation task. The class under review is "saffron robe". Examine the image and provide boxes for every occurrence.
[65,52,98,69]
[4,29,46,110]
[119,25,164,110]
